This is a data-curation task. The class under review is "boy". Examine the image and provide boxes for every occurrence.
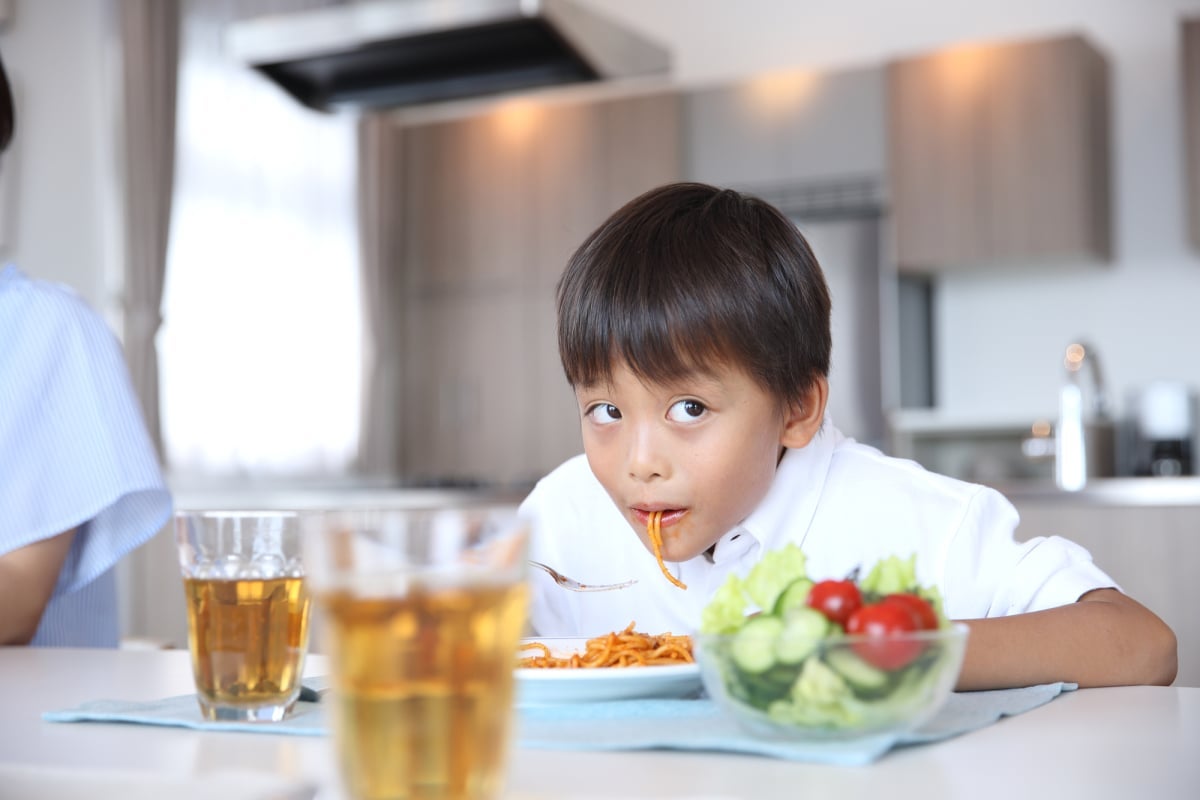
[519,182,1177,690]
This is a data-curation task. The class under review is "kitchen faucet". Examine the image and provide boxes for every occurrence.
[1055,341,1114,490]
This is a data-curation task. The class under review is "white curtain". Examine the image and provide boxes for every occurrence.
[160,0,361,476]
[120,0,179,460]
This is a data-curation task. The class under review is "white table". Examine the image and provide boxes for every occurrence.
[1,647,1197,799]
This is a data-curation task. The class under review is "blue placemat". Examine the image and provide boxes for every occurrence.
[43,693,328,736]
[514,682,1076,765]
[45,682,1074,764]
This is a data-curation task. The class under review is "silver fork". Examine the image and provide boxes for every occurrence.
[528,560,637,592]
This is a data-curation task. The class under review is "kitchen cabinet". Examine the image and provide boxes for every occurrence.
[1185,18,1200,251]
[683,65,886,193]
[1009,491,1200,688]
[394,93,681,485]
[887,34,1111,272]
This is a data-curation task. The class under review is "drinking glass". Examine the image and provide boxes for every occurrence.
[175,510,311,722]
[303,506,530,800]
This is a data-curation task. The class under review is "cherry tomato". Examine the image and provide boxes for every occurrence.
[845,602,922,670]
[806,579,863,629]
[882,592,939,631]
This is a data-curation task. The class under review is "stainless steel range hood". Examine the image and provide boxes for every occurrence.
[227,0,671,113]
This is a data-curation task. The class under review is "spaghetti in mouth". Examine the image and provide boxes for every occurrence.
[647,510,688,590]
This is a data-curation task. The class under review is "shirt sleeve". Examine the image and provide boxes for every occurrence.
[0,276,172,595]
[941,486,1119,619]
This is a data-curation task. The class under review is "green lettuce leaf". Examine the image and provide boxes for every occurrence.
[743,543,808,612]
[700,574,749,634]
[859,553,918,597]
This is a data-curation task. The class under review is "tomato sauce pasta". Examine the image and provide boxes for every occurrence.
[647,510,687,590]
[518,621,694,668]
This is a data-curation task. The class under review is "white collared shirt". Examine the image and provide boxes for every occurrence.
[519,423,1115,637]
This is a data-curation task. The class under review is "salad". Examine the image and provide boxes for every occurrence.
[697,544,965,734]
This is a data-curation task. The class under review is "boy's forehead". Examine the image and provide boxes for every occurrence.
[579,358,737,395]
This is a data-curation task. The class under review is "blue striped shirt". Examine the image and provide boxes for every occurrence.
[0,264,172,646]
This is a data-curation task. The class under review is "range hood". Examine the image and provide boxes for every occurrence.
[227,0,671,113]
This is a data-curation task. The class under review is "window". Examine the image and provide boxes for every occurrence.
[160,8,360,476]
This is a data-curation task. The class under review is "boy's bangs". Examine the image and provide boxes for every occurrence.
[597,309,732,389]
[561,276,740,389]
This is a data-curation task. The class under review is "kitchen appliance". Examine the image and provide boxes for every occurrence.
[1132,381,1196,477]
[226,0,671,112]
[1055,341,1115,491]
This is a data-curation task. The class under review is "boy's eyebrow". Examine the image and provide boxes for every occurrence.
[573,380,612,395]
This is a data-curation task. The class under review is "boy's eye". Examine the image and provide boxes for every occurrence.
[667,399,707,423]
[586,403,622,424]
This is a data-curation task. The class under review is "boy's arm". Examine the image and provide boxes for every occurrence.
[0,529,76,645]
[954,588,1178,691]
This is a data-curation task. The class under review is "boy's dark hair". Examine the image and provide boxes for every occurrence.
[556,182,831,409]
[0,51,12,154]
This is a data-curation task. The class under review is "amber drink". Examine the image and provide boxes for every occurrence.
[175,511,311,722]
[184,575,310,719]
[304,507,530,800]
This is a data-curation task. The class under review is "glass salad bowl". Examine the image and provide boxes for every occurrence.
[696,619,969,742]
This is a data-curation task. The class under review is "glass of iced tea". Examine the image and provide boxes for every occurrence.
[302,505,530,800]
[175,510,312,722]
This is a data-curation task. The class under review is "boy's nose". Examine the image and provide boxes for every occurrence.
[626,425,669,481]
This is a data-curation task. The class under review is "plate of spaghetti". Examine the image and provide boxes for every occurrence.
[516,622,701,705]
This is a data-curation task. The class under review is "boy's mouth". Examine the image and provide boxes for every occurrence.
[632,507,688,528]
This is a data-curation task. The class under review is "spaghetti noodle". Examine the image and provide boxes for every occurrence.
[647,510,687,590]
[518,621,694,668]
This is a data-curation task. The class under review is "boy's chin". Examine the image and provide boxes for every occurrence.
[638,534,717,564]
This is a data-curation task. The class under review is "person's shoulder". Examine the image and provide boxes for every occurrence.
[0,265,115,346]
[826,434,1003,507]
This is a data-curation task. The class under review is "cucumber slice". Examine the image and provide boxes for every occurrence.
[824,647,891,695]
[772,577,814,615]
[775,606,830,665]
[731,615,785,674]
[759,662,803,691]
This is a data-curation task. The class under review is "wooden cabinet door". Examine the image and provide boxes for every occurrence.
[396,94,680,485]
[888,35,1111,272]
[1011,499,1200,688]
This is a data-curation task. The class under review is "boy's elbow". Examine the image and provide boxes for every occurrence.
[1086,589,1178,686]
[1122,603,1178,686]
[1144,619,1178,686]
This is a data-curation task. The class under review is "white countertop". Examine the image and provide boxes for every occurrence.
[166,471,1200,512]
[1,647,1197,799]
[996,476,1200,506]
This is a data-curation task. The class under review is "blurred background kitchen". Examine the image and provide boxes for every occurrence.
[2,0,1198,683]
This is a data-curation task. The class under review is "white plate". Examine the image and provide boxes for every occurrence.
[515,637,701,705]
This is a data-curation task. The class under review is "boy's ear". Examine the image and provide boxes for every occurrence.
[780,376,828,449]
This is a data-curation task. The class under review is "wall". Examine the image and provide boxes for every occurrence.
[0,0,121,318]
[934,6,1200,424]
